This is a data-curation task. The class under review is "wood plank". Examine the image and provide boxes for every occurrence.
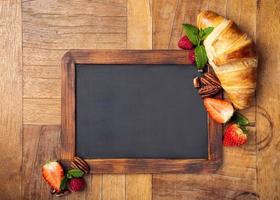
[24,78,60,98]
[152,0,257,199]
[22,0,126,17]
[126,1,152,199]
[256,1,280,199]
[23,2,127,49]
[84,175,102,200]
[0,0,22,199]
[102,175,125,200]
[23,98,61,125]
[24,31,126,50]
[126,175,152,200]
[152,0,178,49]
[127,0,152,49]
[22,125,61,200]
[24,65,61,79]
[23,47,67,66]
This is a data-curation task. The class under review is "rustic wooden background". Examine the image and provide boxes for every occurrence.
[0,0,279,199]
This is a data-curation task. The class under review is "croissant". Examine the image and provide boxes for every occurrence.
[197,11,257,109]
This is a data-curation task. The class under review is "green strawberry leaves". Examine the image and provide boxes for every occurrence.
[60,176,68,190]
[231,112,249,126]
[182,24,214,69]
[230,112,250,134]
[195,45,208,69]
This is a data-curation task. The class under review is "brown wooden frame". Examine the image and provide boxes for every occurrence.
[61,50,222,174]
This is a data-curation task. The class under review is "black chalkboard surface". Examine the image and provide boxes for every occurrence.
[61,50,222,174]
[75,64,207,159]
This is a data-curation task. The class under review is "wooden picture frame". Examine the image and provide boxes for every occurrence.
[61,50,223,174]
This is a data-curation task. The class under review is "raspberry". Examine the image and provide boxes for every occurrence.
[68,178,86,192]
[178,36,194,50]
[188,50,195,64]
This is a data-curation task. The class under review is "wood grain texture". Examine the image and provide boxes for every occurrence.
[24,78,60,98]
[256,0,280,199]
[24,65,61,79]
[152,0,258,199]
[152,0,178,49]
[102,175,125,200]
[126,175,152,200]
[127,0,152,49]
[23,98,61,125]
[0,1,22,199]
[22,125,61,200]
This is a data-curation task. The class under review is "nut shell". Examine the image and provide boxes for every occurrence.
[71,157,90,174]
[193,77,201,88]
[203,72,221,87]
[198,85,221,98]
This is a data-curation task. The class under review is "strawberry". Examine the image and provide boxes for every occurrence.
[68,178,86,192]
[188,49,195,64]
[223,123,248,146]
[178,36,194,50]
[42,161,64,192]
[203,98,234,123]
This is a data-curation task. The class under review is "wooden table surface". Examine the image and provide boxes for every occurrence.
[0,0,279,199]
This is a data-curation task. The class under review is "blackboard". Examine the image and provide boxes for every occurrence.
[61,50,222,173]
[76,64,207,159]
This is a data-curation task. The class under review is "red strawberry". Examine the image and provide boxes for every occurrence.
[223,123,247,146]
[68,178,86,192]
[188,50,195,64]
[203,98,234,123]
[42,161,64,192]
[178,36,194,50]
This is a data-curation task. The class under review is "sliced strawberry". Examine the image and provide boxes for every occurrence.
[203,98,234,123]
[42,161,64,192]
[223,123,247,146]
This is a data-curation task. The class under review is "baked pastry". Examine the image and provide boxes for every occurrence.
[197,11,257,109]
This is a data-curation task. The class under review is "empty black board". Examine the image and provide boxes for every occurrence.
[76,64,208,159]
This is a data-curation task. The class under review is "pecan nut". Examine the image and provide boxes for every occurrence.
[202,72,221,87]
[198,85,221,98]
[71,157,90,174]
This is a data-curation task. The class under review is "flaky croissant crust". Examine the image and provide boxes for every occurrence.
[197,11,257,109]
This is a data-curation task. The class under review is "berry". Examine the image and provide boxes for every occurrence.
[223,124,247,146]
[42,161,64,192]
[68,178,86,192]
[178,36,194,50]
[203,98,234,124]
[188,50,195,64]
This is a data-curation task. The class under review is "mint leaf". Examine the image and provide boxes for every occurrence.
[182,24,199,45]
[195,45,208,69]
[60,176,68,190]
[199,27,214,41]
[67,169,84,178]
[231,112,249,126]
